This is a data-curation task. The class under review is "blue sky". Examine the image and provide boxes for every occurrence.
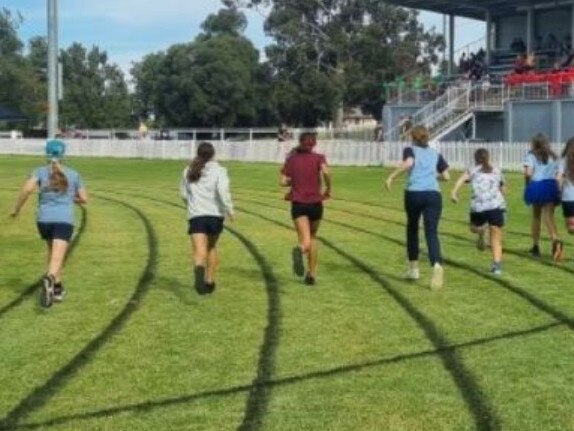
[3,0,485,76]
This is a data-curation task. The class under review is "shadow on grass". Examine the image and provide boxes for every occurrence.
[0,198,156,430]
[11,319,563,431]
[0,206,88,319]
[233,205,500,431]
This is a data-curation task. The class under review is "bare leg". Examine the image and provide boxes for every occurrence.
[307,220,322,277]
[470,223,487,251]
[490,226,503,264]
[567,217,574,235]
[541,204,558,241]
[293,216,312,254]
[531,205,542,246]
[191,234,209,268]
[48,240,69,283]
[206,235,220,284]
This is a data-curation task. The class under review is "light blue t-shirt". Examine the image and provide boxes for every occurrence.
[558,159,574,202]
[32,166,84,224]
[404,146,449,192]
[524,152,558,182]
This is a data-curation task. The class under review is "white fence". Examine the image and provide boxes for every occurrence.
[0,138,564,171]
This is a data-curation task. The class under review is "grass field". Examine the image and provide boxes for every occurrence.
[1,155,574,431]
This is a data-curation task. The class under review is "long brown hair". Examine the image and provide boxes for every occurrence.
[411,125,430,148]
[562,137,574,182]
[48,161,68,193]
[530,133,556,164]
[474,148,493,173]
[187,142,215,183]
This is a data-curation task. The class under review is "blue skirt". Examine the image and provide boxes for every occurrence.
[524,179,560,205]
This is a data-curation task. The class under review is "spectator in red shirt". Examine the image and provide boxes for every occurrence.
[280,132,331,285]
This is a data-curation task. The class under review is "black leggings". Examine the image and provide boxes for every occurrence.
[404,191,443,266]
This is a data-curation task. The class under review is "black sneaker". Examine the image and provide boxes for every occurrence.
[194,266,207,295]
[552,240,564,262]
[529,245,541,258]
[53,283,66,302]
[292,247,305,277]
[304,274,316,286]
[205,282,216,294]
[40,274,55,308]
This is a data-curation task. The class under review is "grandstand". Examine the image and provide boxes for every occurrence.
[383,0,574,144]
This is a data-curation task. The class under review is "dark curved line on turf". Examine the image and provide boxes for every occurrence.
[0,198,157,431]
[94,190,282,431]
[0,206,88,319]
[233,203,500,431]
[12,321,562,431]
[225,227,281,431]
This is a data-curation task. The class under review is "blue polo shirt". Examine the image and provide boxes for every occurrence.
[524,152,558,182]
[558,159,574,202]
[32,166,84,224]
[403,146,449,192]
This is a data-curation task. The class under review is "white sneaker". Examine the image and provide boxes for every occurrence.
[430,264,444,290]
[405,267,420,280]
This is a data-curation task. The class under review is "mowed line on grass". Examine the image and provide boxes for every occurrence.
[0,196,157,431]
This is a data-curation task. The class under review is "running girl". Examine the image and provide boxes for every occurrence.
[180,142,234,295]
[385,125,450,290]
[523,134,563,260]
[451,148,506,275]
[557,137,574,238]
[10,139,88,307]
[280,132,331,286]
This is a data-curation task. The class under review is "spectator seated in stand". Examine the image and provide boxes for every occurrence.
[510,37,527,54]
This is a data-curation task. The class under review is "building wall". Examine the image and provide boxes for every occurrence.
[505,100,574,143]
[477,113,505,142]
[535,8,570,44]
[382,104,423,133]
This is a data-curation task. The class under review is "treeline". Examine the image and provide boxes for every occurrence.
[0,2,443,130]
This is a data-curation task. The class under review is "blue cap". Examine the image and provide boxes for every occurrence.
[45,139,66,160]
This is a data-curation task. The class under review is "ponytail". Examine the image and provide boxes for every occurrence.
[187,142,215,183]
[49,161,68,193]
[474,148,493,174]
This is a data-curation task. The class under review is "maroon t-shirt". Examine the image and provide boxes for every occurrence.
[281,150,327,203]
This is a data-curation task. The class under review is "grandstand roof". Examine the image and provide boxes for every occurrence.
[384,0,542,20]
[0,105,26,122]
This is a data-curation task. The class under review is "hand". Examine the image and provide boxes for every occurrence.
[9,209,19,218]
[322,190,331,200]
[385,178,393,191]
[227,213,236,223]
[450,193,459,204]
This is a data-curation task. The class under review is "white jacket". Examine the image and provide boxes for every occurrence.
[180,161,234,219]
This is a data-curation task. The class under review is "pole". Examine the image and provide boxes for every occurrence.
[449,14,455,76]
[47,0,59,138]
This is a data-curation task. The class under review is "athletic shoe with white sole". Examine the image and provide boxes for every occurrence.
[53,283,66,302]
[40,274,55,308]
[194,266,207,295]
[430,264,444,290]
[490,262,502,276]
[404,267,420,280]
[292,247,305,277]
[304,273,316,286]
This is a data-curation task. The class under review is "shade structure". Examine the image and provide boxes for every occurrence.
[0,105,27,122]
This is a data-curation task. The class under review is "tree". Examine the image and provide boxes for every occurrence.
[244,0,444,125]
[59,43,132,128]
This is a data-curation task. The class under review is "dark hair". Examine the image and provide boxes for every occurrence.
[562,137,574,182]
[296,132,317,153]
[474,148,493,173]
[48,161,68,193]
[411,125,429,148]
[530,133,556,164]
[187,142,215,183]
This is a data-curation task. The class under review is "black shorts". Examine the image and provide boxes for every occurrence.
[37,223,74,242]
[563,201,574,218]
[291,202,323,222]
[470,209,505,228]
[188,216,224,236]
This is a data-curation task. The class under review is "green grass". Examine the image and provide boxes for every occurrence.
[1,155,574,430]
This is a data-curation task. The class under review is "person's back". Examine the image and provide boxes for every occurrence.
[406,146,442,192]
[181,161,233,218]
[35,165,82,225]
[525,151,557,182]
[283,150,325,203]
[468,166,506,213]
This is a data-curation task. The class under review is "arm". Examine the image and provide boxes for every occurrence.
[524,166,533,186]
[279,174,291,187]
[179,170,189,204]
[11,177,37,217]
[439,170,451,182]
[217,169,235,220]
[74,188,88,205]
[385,157,414,191]
[450,171,470,203]
[321,163,331,199]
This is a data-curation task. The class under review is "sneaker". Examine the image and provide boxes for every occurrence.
[205,282,216,294]
[194,266,207,295]
[529,245,541,258]
[476,231,486,251]
[430,263,444,290]
[404,267,420,280]
[304,274,316,286]
[53,283,66,302]
[291,247,305,277]
[490,262,502,276]
[40,274,55,308]
[552,240,564,262]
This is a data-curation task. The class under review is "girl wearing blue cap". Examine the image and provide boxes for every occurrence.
[523,134,563,261]
[10,139,88,307]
